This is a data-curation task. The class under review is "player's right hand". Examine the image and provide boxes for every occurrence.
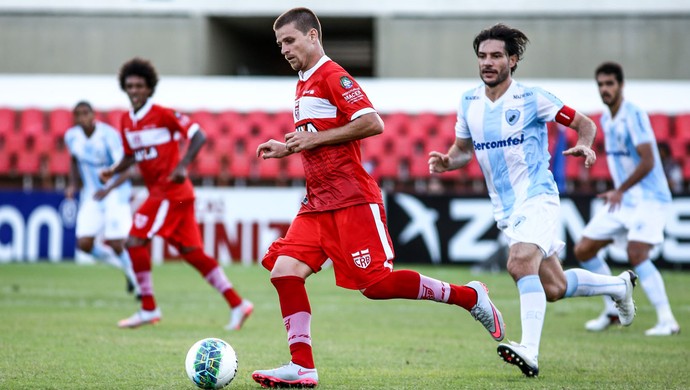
[98,168,114,184]
[256,139,291,159]
[428,151,451,173]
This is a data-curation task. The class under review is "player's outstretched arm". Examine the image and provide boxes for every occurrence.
[563,111,597,168]
[429,137,473,173]
[285,112,383,153]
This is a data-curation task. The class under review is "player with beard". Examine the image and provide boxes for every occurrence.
[573,62,679,336]
[429,24,638,377]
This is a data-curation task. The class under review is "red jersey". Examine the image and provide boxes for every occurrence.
[294,56,383,213]
[120,100,197,201]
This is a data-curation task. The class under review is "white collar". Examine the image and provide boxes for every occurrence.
[129,99,153,123]
[298,55,331,81]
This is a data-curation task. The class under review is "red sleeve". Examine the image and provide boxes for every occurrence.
[555,105,576,126]
[165,108,195,139]
[324,72,374,120]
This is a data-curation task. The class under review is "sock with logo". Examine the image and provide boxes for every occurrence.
[517,275,545,357]
[579,256,617,314]
[271,276,314,369]
[184,248,243,308]
[361,270,477,310]
[128,245,156,311]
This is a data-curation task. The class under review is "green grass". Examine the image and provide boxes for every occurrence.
[1,263,688,389]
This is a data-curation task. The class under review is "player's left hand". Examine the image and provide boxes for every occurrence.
[168,166,187,183]
[597,189,623,212]
[563,145,596,168]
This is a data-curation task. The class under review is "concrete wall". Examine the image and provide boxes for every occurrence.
[376,16,690,79]
[1,13,689,79]
[0,14,211,75]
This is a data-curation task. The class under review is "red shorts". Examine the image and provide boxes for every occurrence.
[130,197,203,249]
[262,203,395,290]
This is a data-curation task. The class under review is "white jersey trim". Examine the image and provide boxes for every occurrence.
[124,127,171,149]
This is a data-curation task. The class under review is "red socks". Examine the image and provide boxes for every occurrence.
[271,276,314,369]
[362,270,477,310]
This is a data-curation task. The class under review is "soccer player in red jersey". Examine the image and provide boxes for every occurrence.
[251,8,505,388]
[99,58,253,330]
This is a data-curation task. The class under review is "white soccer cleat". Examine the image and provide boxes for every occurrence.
[225,299,254,331]
[117,308,161,328]
[584,311,621,332]
[613,271,637,326]
[497,341,539,377]
[466,281,505,341]
[645,321,680,336]
[252,361,318,388]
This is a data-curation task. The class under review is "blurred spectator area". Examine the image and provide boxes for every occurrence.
[1,107,689,194]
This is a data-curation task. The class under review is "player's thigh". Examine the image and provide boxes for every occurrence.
[75,198,105,238]
[582,206,626,241]
[103,202,132,241]
[325,203,394,290]
[627,202,667,245]
[164,200,204,250]
[262,213,328,273]
[499,194,564,259]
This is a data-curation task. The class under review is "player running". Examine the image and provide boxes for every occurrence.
[65,100,139,297]
[429,24,637,377]
[574,62,680,336]
[251,8,505,388]
[100,58,252,331]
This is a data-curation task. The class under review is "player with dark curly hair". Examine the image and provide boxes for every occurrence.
[100,58,253,330]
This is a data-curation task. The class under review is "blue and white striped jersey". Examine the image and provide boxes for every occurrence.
[455,81,563,220]
[64,121,132,204]
[601,100,672,206]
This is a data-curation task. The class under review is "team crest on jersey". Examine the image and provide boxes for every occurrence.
[506,109,521,126]
[340,76,354,89]
[352,249,371,269]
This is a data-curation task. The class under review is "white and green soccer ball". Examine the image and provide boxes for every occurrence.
[185,338,238,389]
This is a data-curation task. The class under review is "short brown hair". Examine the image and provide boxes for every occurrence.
[273,7,322,43]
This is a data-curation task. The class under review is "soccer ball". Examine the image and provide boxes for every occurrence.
[185,338,238,389]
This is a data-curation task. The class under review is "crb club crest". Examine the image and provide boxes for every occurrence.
[505,109,520,125]
[351,249,371,269]
[133,213,149,229]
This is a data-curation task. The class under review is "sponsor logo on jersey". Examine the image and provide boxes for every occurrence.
[340,76,354,89]
[465,95,480,100]
[473,133,524,151]
[512,91,533,99]
[351,249,371,269]
[342,88,364,104]
[294,101,300,120]
[505,109,521,125]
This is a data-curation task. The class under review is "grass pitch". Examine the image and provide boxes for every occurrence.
[1,262,688,389]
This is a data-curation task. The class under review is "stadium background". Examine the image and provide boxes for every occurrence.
[1,0,689,267]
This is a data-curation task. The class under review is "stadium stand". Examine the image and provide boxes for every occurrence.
[2,108,689,193]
